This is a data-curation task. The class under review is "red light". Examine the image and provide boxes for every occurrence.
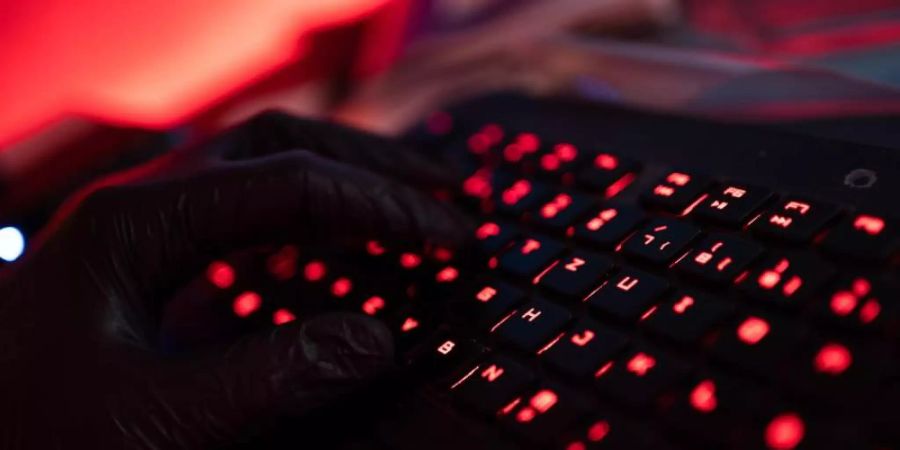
[667,172,691,186]
[467,133,491,154]
[482,124,504,144]
[541,193,573,219]
[595,153,619,170]
[626,352,656,377]
[782,276,803,296]
[555,143,578,161]
[436,266,459,283]
[331,277,353,298]
[570,330,595,347]
[303,260,327,282]
[432,247,453,262]
[366,240,386,256]
[232,291,261,318]
[673,295,695,314]
[521,239,542,255]
[594,361,614,378]
[737,317,770,345]
[690,380,718,413]
[587,420,610,442]
[481,364,504,382]
[501,180,532,205]
[476,286,497,302]
[272,308,296,325]
[564,257,585,272]
[540,154,561,171]
[653,185,675,197]
[758,270,781,289]
[463,170,493,198]
[515,407,536,423]
[476,222,501,240]
[859,300,881,324]
[852,278,871,296]
[400,253,422,269]
[207,261,235,289]
[566,442,587,450]
[530,389,558,413]
[267,245,298,280]
[814,343,852,375]
[830,291,857,316]
[765,413,805,450]
[586,208,617,231]
[401,317,419,332]
[362,296,385,316]
[604,173,635,199]
[853,215,884,235]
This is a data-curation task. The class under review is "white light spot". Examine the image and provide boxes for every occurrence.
[0,226,26,262]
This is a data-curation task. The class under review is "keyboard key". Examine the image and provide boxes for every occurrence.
[576,151,639,197]
[821,212,897,261]
[500,383,591,445]
[536,251,614,300]
[410,331,483,378]
[497,236,565,279]
[594,346,691,407]
[640,170,710,213]
[495,178,554,216]
[751,197,838,243]
[474,220,518,254]
[739,253,835,309]
[711,311,805,377]
[541,318,629,378]
[586,267,669,322]
[693,183,772,227]
[452,354,536,416]
[643,292,734,344]
[621,218,700,265]
[461,281,526,329]
[810,276,897,333]
[532,192,596,231]
[574,205,644,250]
[494,298,572,353]
[676,234,763,284]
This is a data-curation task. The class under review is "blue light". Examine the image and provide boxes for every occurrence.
[0,226,25,262]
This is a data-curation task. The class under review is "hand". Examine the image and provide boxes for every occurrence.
[0,111,470,449]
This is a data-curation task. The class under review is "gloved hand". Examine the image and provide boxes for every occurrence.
[0,111,470,449]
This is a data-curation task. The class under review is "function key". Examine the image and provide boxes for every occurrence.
[821,212,897,261]
[586,267,669,322]
[676,234,763,284]
[451,354,536,416]
[739,253,835,310]
[500,383,590,445]
[810,276,897,333]
[474,220,518,254]
[532,192,597,231]
[751,197,838,243]
[460,281,526,329]
[641,171,711,213]
[594,346,691,408]
[643,292,735,344]
[573,205,644,250]
[710,311,805,377]
[536,251,614,301]
[621,218,700,265]
[493,298,572,353]
[497,236,565,279]
[495,178,554,216]
[576,152,640,198]
[693,183,772,227]
[541,318,629,379]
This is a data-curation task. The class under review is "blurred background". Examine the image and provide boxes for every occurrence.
[3,0,900,265]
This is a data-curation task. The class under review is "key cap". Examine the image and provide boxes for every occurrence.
[495,178,554,216]
[710,311,805,378]
[810,275,897,333]
[676,234,763,284]
[541,318,628,378]
[497,235,566,279]
[536,251,614,301]
[573,205,644,250]
[739,253,835,309]
[751,197,838,243]
[576,151,639,197]
[643,292,734,344]
[532,192,597,231]
[693,183,772,227]
[494,298,572,353]
[409,331,482,378]
[640,170,711,213]
[474,220,518,254]
[461,281,526,329]
[594,346,691,408]
[586,267,669,322]
[452,354,536,416]
[500,383,591,445]
[621,218,700,265]
[821,212,897,261]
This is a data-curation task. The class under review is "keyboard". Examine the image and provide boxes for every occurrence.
[166,92,900,450]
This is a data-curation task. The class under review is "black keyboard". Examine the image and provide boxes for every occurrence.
[166,93,900,450]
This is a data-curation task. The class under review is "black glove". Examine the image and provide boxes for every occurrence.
[0,111,470,449]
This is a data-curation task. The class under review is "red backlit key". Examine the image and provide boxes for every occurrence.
[495,178,554,216]
[810,276,897,333]
[532,192,597,231]
[751,197,838,243]
[621,218,700,265]
[643,292,734,344]
[594,346,691,408]
[676,234,763,284]
[475,220,518,254]
[452,354,535,416]
[573,205,645,250]
[739,253,835,310]
[693,183,772,227]
[541,318,628,378]
[462,281,526,329]
[536,251,614,301]
[500,383,590,445]
[586,267,669,322]
[640,170,710,213]
[711,311,805,378]
[821,212,897,261]
[494,298,572,353]
[498,236,566,279]
[576,152,639,198]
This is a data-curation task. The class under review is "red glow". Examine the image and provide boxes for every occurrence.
[555,143,578,161]
[233,291,262,318]
[540,193,573,219]
[673,295,695,314]
[476,222,501,240]
[432,247,453,262]
[521,239,542,255]
[571,330,595,347]
[401,317,419,332]
[815,343,852,375]
[481,364,505,382]
[852,278,871,296]
[737,317,770,345]
[667,172,691,186]
[530,389,558,413]
[830,291,858,316]
[782,276,803,297]
[331,277,353,298]
[463,170,493,198]
[765,413,805,450]
[267,245,298,280]
[476,286,497,303]
[272,308,296,325]
[207,261,235,289]
[502,180,532,205]
[758,270,782,289]
[860,300,881,323]
[400,253,422,269]
[303,260,327,282]
[361,296,385,315]
[540,154,561,171]
[586,208,617,231]
[853,215,885,235]
[468,133,491,154]
[587,421,610,442]
[690,380,718,413]
[626,352,656,377]
[594,361,614,378]
[366,240,386,256]
[566,442,587,450]
[595,153,619,170]
[515,407,536,423]
[604,173,635,199]
[436,266,459,283]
